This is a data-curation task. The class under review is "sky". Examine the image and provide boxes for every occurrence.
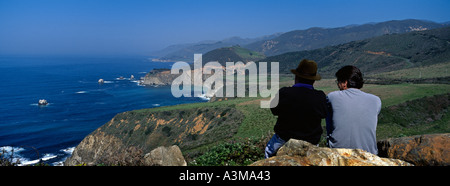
[0,0,449,56]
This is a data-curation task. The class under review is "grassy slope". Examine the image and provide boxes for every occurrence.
[232,46,266,61]
[233,81,450,139]
[367,62,450,79]
[376,93,449,139]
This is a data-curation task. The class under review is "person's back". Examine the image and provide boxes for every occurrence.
[327,88,381,154]
[272,86,327,144]
[326,65,381,155]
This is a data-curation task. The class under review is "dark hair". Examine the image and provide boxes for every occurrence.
[295,75,315,85]
[335,65,364,89]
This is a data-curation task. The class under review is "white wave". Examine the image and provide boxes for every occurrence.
[103,81,114,84]
[131,80,144,86]
[0,146,25,153]
[197,94,211,101]
[76,91,88,94]
[19,153,58,166]
[61,147,75,154]
[50,147,76,166]
[152,104,160,107]
[52,161,63,166]
[30,103,52,106]
[1,146,72,166]
[115,77,130,80]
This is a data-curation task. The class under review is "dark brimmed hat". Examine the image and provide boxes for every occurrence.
[290,59,321,81]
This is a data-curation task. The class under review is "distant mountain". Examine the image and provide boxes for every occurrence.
[202,46,265,65]
[245,19,447,56]
[258,26,450,77]
[151,33,282,62]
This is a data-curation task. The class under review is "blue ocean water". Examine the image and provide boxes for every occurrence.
[0,56,206,165]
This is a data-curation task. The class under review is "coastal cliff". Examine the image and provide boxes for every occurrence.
[65,105,244,166]
[141,68,212,87]
[141,68,177,86]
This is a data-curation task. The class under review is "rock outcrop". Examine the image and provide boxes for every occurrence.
[141,69,177,86]
[377,133,449,166]
[250,139,413,166]
[143,145,187,166]
[38,99,48,105]
[140,68,214,87]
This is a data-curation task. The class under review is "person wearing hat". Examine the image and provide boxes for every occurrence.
[265,59,327,159]
[326,65,381,155]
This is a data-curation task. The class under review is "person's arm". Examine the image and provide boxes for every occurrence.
[376,97,382,115]
[270,88,283,116]
[325,96,334,146]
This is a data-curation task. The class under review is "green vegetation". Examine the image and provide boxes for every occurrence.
[201,45,265,65]
[0,149,20,166]
[377,93,449,139]
[231,46,266,61]
[189,137,267,166]
[365,62,450,84]
[362,84,450,107]
[107,106,245,153]
[234,102,276,139]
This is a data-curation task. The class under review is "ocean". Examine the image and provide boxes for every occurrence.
[0,56,207,166]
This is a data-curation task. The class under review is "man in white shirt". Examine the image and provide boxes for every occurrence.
[326,65,381,155]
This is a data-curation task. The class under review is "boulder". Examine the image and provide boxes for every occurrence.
[250,139,412,166]
[143,145,187,166]
[377,133,449,166]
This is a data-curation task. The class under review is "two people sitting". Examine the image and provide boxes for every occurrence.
[265,59,381,158]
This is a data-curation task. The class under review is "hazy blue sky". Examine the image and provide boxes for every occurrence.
[0,0,449,56]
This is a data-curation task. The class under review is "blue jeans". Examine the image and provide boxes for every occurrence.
[265,133,286,159]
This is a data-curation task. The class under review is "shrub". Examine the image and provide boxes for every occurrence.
[189,137,266,166]
[0,148,20,166]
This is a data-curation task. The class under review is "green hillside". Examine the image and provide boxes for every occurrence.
[246,19,446,56]
[368,62,450,79]
[258,26,450,78]
[202,45,265,65]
